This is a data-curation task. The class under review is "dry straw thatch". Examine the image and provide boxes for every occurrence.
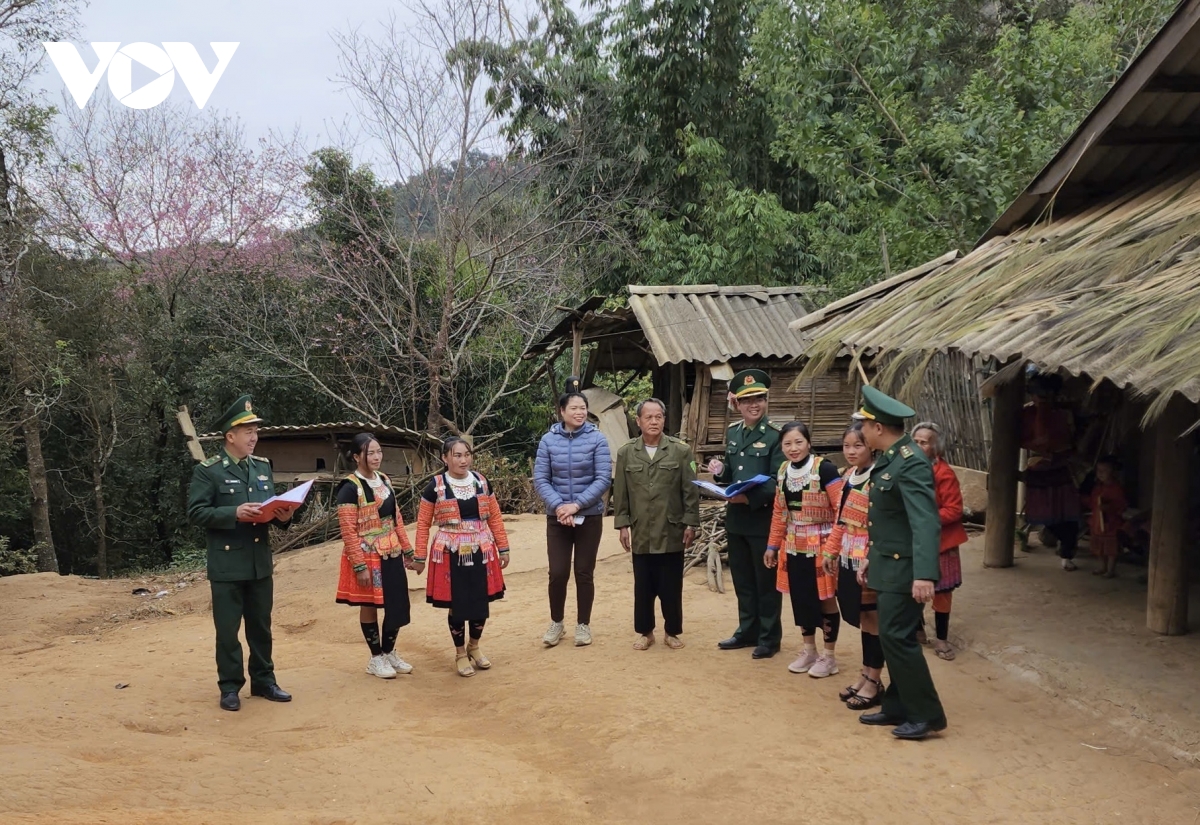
[794,168,1200,424]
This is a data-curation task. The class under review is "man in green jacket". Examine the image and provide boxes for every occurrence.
[613,398,701,650]
[706,369,786,659]
[187,395,296,711]
[853,385,948,740]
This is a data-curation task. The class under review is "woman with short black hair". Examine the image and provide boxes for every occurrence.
[533,380,612,648]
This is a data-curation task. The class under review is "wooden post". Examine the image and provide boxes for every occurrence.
[177,405,206,462]
[571,322,582,378]
[1147,394,1192,635]
[983,370,1024,568]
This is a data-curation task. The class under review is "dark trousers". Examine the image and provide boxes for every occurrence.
[210,576,275,694]
[632,551,684,636]
[725,532,782,649]
[547,515,603,624]
[877,589,946,725]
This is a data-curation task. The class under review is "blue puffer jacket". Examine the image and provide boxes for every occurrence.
[534,422,612,517]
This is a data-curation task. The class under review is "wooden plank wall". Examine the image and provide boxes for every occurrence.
[911,352,993,472]
[696,362,860,454]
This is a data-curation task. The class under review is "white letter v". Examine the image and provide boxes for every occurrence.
[43,42,120,108]
[163,42,239,109]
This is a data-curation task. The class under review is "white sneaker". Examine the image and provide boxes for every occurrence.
[808,654,839,678]
[1061,558,1078,571]
[383,651,413,674]
[543,621,565,647]
[366,654,397,679]
[575,623,593,646]
[788,649,819,674]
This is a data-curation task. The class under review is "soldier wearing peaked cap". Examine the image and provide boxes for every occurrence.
[852,385,948,740]
[706,369,786,659]
[187,395,297,712]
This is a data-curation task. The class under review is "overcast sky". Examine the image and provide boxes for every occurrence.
[41,0,420,169]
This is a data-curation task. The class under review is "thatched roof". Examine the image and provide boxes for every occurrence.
[792,168,1200,421]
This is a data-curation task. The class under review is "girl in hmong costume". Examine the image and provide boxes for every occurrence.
[414,437,510,677]
[765,421,844,678]
[335,433,415,680]
[822,424,883,710]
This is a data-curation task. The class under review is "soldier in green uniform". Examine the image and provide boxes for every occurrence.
[613,398,701,650]
[706,369,786,659]
[853,385,948,740]
[187,396,297,711]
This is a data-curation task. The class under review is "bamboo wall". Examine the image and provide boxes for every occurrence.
[910,352,993,471]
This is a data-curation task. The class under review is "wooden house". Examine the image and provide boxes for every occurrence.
[525,285,861,459]
[791,0,1200,635]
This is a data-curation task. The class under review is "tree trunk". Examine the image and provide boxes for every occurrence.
[93,461,109,579]
[983,369,1024,568]
[20,391,57,573]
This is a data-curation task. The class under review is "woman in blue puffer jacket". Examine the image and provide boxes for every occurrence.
[534,382,612,648]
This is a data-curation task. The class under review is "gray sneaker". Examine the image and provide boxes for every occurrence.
[543,621,565,647]
[574,623,593,646]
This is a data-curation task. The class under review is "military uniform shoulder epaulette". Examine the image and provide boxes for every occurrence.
[201,454,221,467]
[728,421,740,429]
[251,454,272,465]
[766,420,782,431]
[899,445,915,459]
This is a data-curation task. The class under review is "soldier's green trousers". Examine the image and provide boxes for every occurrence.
[877,590,946,725]
[726,533,782,649]
[211,577,276,694]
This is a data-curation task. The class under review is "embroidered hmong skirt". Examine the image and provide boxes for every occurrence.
[1025,463,1079,525]
[336,547,411,626]
[775,520,833,595]
[426,520,505,622]
[934,548,963,592]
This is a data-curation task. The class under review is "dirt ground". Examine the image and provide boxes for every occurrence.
[1,515,1199,825]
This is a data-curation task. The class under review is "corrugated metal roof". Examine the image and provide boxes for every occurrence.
[988,0,1200,238]
[627,285,816,366]
[199,422,441,447]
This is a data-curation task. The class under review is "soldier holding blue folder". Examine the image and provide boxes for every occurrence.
[706,370,786,659]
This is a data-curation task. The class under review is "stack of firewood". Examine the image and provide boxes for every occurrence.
[685,503,727,593]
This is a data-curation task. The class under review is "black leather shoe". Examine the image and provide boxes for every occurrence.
[717,636,754,650]
[219,691,241,711]
[751,645,779,659]
[859,711,904,726]
[250,684,292,702]
[892,719,947,740]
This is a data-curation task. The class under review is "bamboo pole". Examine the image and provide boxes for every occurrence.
[1146,393,1191,635]
[983,369,1024,568]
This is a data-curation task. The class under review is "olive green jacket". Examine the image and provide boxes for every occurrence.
[612,435,701,554]
[865,434,942,594]
[714,417,784,537]
[187,448,287,582]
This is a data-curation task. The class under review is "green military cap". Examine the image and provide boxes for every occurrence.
[730,368,771,399]
[852,385,915,428]
[213,394,266,433]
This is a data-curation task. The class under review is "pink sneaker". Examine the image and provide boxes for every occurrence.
[808,654,839,679]
[788,649,819,674]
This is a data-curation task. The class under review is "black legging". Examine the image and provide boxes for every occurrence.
[449,613,485,647]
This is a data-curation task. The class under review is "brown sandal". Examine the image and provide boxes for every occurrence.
[633,634,655,650]
[935,643,956,661]
[664,635,685,650]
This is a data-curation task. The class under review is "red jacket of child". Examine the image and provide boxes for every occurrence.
[933,458,969,552]
[1085,480,1127,537]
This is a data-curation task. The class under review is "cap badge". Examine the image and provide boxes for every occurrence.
[244,400,253,411]
[744,375,755,385]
